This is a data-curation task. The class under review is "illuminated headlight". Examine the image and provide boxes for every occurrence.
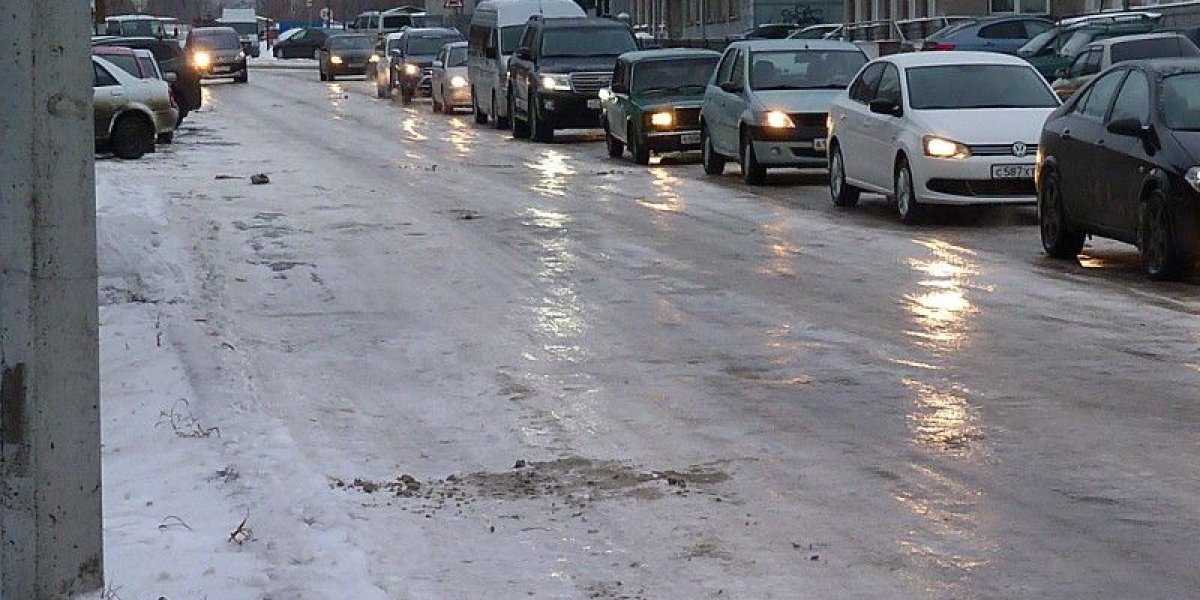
[404,63,419,75]
[450,75,468,88]
[650,111,673,127]
[924,136,971,159]
[598,88,612,101]
[540,73,572,91]
[192,51,211,68]
[764,110,795,129]
[1185,167,1200,192]
[330,55,343,65]
[369,54,380,63]
[238,50,246,59]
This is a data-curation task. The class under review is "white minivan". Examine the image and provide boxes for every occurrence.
[467,0,584,127]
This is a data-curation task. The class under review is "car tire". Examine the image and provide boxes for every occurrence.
[529,92,553,143]
[702,127,725,176]
[235,70,248,84]
[473,88,488,125]
[273,48,281,59]
[895,158,922,225]
[313,49,320,60]
[442,88,455,114]
[319,67,327,81]
[175,109,189,127]
[492,92,509,129]
[829,143,860,208]
[432,93,443,112]
[156,131,174,144]
[604,123,623,158]
[740,132,765,185]
[1038,168,1085,259]
[401,87,412,105]
[628,122,649,165]
[111,115,153,160]
[1140,188,1194,280]
[511,90,530,139]
[328,71,337,82]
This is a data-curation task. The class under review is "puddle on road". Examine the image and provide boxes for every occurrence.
[526,150,576,198]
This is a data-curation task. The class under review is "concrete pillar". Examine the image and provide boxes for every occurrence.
[0,0,104,598]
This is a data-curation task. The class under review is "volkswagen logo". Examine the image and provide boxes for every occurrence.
[1012,142,1028,157]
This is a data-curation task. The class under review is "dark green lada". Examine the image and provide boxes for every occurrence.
[601,49,721,165]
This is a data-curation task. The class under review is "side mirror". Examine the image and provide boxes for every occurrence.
[1107,117,1149,138]
[432,60,443,68]
[869,99,902,117]
[163,72,177,83]
[719,81,741,93]
[515,47,531,61]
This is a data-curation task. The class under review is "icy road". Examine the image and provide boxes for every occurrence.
[97,69,1200,599]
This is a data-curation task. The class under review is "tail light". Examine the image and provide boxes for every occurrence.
[923,42,956,51]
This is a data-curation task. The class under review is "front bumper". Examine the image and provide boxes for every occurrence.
[645,129,703,153]
[914,155,1037,206]
[747,124,827,167]
[538,91,602,129]
[197,60,247,79]
[330,62,370,76]
[444,85,473,107]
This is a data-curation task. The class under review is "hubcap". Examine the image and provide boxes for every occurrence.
[831,152,843,197]
[897,168,911,216]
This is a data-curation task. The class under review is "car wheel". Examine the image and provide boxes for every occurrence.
[328,70,336,82]
[1038,168,1085,259]
[529,92,553,143]
[235,70,248,84]
[175,109,189,127]
[895,158,922,225]
[313,49,320,60]
[628,122,649,165]
[740,132,765,185]
[401,86,412,105]
[510,90,530,138]
[702,127,725,176]
[442,88,454,114]
[319,67,327,81]
[473,88,488,125]
[829,143,859,208]
[273,48,281,59]
[1140,188,1193,280]
[111,115,153,160]
[492,92,509,129]
[156,131,174,144]
[432,91,442,112]
[604,122,623,158]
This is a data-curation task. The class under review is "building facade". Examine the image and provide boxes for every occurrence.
[620,0,843,40]
[846,0,1200,27]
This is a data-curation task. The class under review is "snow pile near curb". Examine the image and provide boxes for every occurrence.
[96,170,187,305]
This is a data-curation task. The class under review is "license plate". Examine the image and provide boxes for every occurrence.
[680,132,701,145]
[991,164,1035,179]
[587,99,601,109]
[213,66,231,73]
[813,138,827,152]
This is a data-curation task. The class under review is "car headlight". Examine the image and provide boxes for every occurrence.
[598,88,612,101]
[1185,167,1200,192]
[450,75,468,88]
[764,110,795,129]
[192,51,211,68]
[540,73,572,91]
[650,111,673,127]
[330,55,343,64]
[238,50,246,59]
[369,54,380,63]
[924,136,971,159]
[404,63,419,75]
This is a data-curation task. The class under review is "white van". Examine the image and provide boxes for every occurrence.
[467,0,584,127]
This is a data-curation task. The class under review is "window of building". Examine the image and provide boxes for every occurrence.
[990,0,1049,13]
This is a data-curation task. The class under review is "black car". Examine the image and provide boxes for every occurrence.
[92,36,201,124]
[728,23,797,41]
[185,27,248,83]
[273,28,332,60]
[507,16,638,142]
[1038,59,1200,279]
[389,27,464,104]
[318,34,375,81]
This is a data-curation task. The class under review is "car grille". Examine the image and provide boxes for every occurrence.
[968,143,1039,157]
[676,107,701,129]
[570,72,611,95]
[789,112,826,128]
[927,178,1036,197]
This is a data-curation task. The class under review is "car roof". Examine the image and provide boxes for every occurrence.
[402,27,461,36]
[533,17,628,28]
[191,27,238,35]
[106,14,156,21]
[1059,10,1160,27]
[1130,57,1200,75]
[1089,32,1188,48]
[329,33,373,39]
[93,45,137,55]
[729,39,861,51]
[619,48,721,62]
[882,51,1031,68]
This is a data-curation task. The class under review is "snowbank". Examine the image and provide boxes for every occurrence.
[96,170,187,305]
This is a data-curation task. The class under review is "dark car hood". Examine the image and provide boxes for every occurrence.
[331,48,374,58]
[538,55,621,74]
[1169,129,1200,164]
[632,92,706,110]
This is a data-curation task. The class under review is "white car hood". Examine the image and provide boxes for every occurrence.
[753,89,844,114]
[909,107,1055,145]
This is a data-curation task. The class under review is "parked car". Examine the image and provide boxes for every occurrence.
[273,27,332,59]
[318,34,376,81]
[1038,59,1200,278]
[93,55,177,158]
[918,15,1052,53]
[827,52,1059,223]
[186,27,248,83]
[431,41,472,113]
[374,33,405,97]
[507,16,639,142]
[1018,11,1161,79]
[94,36,202,125]
[600,49,721,164]
[700,39,867,184]
[730,23,798,41]
[383,28,465,103]
[468,0,586,128]
[1051,33,1200,99]
[92,45,155,78]
[788,24,842,40]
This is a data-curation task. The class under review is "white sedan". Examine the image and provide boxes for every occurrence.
[827,51,1060,223]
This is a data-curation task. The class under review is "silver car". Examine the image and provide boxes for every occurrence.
[93,56,177,159]
[431,42,470,113]
[700,39,867,185]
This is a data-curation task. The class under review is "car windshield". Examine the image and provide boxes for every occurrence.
[407,35,460,55]
[1019,27,1059,55]
[1111,37,1200,62]
[330,36,373,50]
[226,22,258,36]
[102,53,141,77]
[1160,73,1200,130]
[906,64,1060,109]
[382,15,413,29]
[136,56,159,78]
[278,28,303,43]
[500,25,525,54]
[446,46,467,67]
[540,27,636,57]
[191,31,240,50]
[632,57,719,95]
[749,50,866,90]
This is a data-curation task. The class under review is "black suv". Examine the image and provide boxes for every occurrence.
[507,17,638,142]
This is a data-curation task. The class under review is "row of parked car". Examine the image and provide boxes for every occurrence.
[90,26,251,159]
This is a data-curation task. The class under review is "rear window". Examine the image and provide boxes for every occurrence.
[191,31,240,50]
[406,35,461,55]
[541,27,636,57]
[906,64,1060,109]
[136,56,159,78]
[1111,37,1200,63]
[330,36,374,50]
[447,46,467,67]
[102,54,141,77]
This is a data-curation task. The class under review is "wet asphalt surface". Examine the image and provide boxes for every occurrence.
[165,69,1200,598]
